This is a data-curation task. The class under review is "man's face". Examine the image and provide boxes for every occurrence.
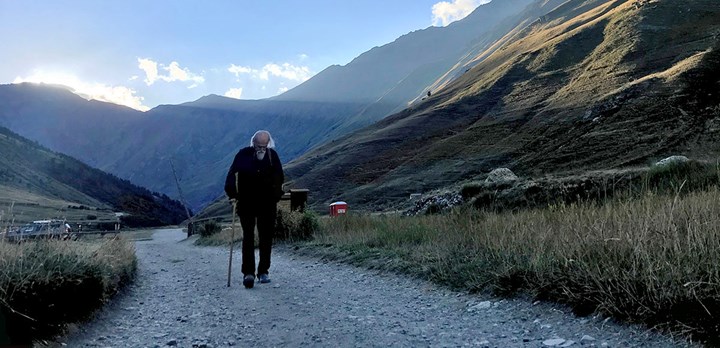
[253,135,269,156]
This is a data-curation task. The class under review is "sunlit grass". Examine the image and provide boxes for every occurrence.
[0,237,136,344]
[307,188,720,341]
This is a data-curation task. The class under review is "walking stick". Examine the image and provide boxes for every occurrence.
[227,172,239,287]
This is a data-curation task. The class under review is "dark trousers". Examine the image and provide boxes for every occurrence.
[238,204,276,276]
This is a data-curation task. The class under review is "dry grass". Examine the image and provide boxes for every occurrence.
[0,237,136,344]
[309,188,720,342]
[195,225,243,246]
[195,207,318,246]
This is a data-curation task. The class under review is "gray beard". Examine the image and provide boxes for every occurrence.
[256,151,266,160]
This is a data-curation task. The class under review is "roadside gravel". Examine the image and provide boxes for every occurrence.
[57,229,694,347]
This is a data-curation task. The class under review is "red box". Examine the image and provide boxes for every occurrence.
[329,201,348,216]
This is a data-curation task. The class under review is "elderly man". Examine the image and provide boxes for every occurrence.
[225,130,285,288]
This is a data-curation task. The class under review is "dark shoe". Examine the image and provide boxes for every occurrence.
[258,274,271,284]
[243,275,255,288]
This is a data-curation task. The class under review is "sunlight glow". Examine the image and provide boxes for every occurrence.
[13,71,150,111]
[224,87,243,99]
[432,0,491,26]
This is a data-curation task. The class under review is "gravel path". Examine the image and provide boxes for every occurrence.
[58,229,693,347]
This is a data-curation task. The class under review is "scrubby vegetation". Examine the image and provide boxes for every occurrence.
[275,209,319,241]
[0,237,137,345]
[300,161,720,343]
[198,220,222,238]
[459,160,720,213]
[195,207,319,246]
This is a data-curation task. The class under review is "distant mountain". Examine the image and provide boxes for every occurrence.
[278,0,720,210]
[0,83,144,167]
[273,0,539,135]
[0,0,540,211]
[0,126,186,227]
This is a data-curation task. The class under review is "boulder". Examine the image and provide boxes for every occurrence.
[485,168,518,184]
[654,155,689,167]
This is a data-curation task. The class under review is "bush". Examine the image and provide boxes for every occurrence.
[0,238,136,345]
[198,220,222,237]
[642,160,719,194]
[424,203,443,215]
[275,208,318,241]
[460,182,483,199]
[86,214,97,220]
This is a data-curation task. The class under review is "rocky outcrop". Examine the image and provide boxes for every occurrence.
[485,168,519,184]
[654,156,690,167]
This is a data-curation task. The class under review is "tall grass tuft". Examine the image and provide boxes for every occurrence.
[194,226,242,246]
[198,219,222,237]
[275,208,318,241]
[641,160,719,194]
[0,237,136,344]
[311,188,720,341]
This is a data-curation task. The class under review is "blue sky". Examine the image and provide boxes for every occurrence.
[0,0,490,111]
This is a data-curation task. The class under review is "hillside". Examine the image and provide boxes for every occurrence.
[281,0,720,210]
[273,0,538,133]
[0,1,541,211]
[0,83,144,167]
[0,126,186,227]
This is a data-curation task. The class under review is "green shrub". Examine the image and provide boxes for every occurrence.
[275,208,318,241]
[460,182,483,199]
[86,214,97,220]
[194,225,241,246]
[299,211,320,239]
[198,220,222,237]
[424,203,443,215]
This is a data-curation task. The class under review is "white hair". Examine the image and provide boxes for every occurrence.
[249,130,276,149]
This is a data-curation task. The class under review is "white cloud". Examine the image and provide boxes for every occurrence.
[277,86,289,94]
[227,62,312,82]
[259,63,311,82]
[137,58,204,87]
[228,64,253,76]
[432,0,491,26]
[129,75,139,81]
[224,87,243,99]
[298,53,309,61]
[13,71,149,111]
[138,58,159,85]
[164,61,205,85]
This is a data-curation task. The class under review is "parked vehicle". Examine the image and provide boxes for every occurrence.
[6,219,74,241]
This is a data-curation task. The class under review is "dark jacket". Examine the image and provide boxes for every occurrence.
[224,147,284,207]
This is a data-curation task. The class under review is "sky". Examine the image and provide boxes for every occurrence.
[0,0,491,111]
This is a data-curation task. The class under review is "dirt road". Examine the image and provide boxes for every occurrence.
[59,229,691,347]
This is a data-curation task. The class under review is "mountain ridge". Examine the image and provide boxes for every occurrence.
[0,0,537,211]
[0,125,187,226]
[278,0,720,210]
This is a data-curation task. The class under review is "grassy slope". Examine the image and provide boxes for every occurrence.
[300,184,720,342]
[284,0,720,211]
[0,126,187,227]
